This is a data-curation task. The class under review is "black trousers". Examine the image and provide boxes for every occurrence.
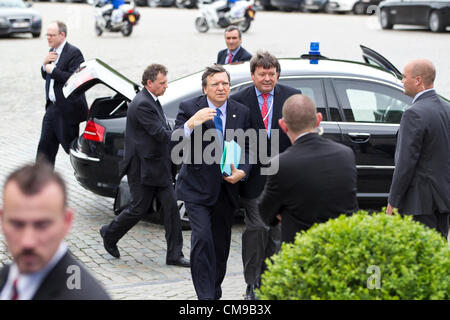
[412,210,449,240]
[105,162,184,262]
[36,102,79,166]
[185,187,235,300]
[240,197,281,287]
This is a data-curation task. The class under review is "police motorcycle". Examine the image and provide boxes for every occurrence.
[195,0,256,33]
[94,0,140,37]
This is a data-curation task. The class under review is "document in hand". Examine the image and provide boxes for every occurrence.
[220,140,241,176]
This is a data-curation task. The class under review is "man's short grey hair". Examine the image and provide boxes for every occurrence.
[201,64,231,89]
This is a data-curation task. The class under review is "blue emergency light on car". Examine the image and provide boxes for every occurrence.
[309,42,320,64]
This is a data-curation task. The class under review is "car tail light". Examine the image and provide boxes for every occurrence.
[83,120,105,142]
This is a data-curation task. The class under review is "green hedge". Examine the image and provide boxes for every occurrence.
[258,211,449,300]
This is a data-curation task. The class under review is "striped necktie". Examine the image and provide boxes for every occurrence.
[227,52,233,64]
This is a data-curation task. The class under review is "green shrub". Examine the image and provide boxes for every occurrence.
[258,211,449,300]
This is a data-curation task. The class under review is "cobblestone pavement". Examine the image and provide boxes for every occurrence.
[0,3,449,300]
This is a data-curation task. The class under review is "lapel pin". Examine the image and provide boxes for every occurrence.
[233,114,236,118]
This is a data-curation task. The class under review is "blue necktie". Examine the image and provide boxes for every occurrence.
[214,108,223,147]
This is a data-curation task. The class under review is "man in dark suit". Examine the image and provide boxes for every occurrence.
[172,65,251,300]
[0,162,109,300]
[258,94,358,243]
[387,59,450,239]
[217,26,252,65]
[99,65,189,267]
[230,51,301,300]
[37,21,88,167]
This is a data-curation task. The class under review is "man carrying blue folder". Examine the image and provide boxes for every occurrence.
[172,65,251,300]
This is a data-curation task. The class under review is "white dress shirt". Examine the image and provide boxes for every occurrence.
[43,40,67,103]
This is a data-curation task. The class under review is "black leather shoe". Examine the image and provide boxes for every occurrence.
[100,225,120,258]
[244,284,258,300]
[166,257,190,268]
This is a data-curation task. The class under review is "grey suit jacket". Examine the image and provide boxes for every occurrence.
[0,251,110,300]
[388,89,450,216]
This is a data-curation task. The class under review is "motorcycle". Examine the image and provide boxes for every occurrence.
[195,0,255,33]
[94,0,140,37]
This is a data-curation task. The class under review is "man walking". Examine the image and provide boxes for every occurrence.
[387,59,450,239]
[173,65,251,299]
[231,51,301,300]
[100,64,189,267]
[258,94,358,243]
[37,21,88,167]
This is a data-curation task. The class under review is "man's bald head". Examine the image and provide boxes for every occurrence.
[282,94,318,133]
[402,59,436,97]
[407,59,436,86]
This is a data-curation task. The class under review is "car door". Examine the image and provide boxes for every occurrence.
[331,77,412,206]
[360,45,402,78]
[401,0,431,25]
[389,0,416,24]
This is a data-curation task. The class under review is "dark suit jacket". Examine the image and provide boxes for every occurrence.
[231,83,301,199]
[217,46,252,64]
[173,95,251,207]
[258,133,358,243]
[0,251,110,300]
[120,88,173,187]
[388,90,450,216]
[41,42,88,125]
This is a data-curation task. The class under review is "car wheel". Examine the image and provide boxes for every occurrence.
[324,2,333,13]
[147,0,161,7]
[352,2,365,15]
[195,17,209,32]
[379,8,393,30]
[429,10,445,32]
[175,0,186,8]
[186,0,197,8]
[32,32,41,38]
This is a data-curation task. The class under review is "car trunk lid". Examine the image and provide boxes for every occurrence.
[63,58,140,101]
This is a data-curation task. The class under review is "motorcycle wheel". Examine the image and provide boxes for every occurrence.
[95,22,103,36]
[238,18,251,33]
[121,21,133,37]
[195,17,209,33]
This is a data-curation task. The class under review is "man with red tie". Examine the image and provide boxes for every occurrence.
[216,26,252,65]
[231,51,301,300]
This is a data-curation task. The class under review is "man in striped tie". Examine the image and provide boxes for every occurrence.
[231,51,301,300]
[216,26,252,65]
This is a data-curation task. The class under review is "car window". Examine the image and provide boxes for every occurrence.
[333,79,411,124]
[280,78,327,121]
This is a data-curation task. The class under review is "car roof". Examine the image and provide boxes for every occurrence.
[160,57,402,105]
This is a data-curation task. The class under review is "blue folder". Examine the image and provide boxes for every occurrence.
[220,140,241,176]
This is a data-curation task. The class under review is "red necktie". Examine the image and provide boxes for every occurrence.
[261,93,269,130]
[227,52,233,64]
[11,278,19,300]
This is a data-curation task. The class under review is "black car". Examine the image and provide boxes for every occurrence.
[0,0,42,38]
[271,0,305,11]
[379,0,450,32]
[65,45,416,224]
